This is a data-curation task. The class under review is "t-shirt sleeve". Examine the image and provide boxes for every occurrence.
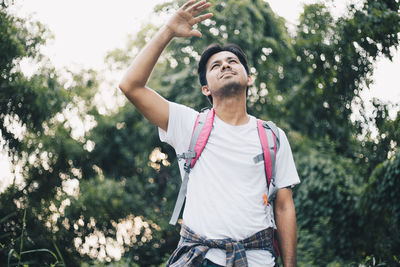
[158,102,199,153]
[275,129,300,188]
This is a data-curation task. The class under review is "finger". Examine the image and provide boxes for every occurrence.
[181,0,196,10]
[193,12,213,24]
[189,29,202,38]
[191,2,211,15]
[187,0,207,13]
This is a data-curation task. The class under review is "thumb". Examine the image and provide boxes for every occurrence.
[189,30,202,38]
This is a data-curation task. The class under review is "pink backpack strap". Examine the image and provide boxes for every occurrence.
[255,119,281,257]
[257,119,273,187]
[170,108,215,225]
[189,108,215,168]
[254,120,280,205]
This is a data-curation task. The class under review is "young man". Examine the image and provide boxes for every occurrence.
[119,1,300,266]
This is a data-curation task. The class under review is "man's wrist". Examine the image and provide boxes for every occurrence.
[160,25,176,40]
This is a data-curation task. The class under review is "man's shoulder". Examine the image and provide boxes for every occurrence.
[250,116,285,138]
[167,101,199,133]
[169,101,199,116]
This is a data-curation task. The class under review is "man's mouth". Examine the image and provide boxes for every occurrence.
[220,71,236,78]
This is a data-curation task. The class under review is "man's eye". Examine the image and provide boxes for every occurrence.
[211,64,219,69]
[229,60,237,64]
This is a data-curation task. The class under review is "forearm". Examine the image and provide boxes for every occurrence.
[274,190,297,266]
[119,26,174,92]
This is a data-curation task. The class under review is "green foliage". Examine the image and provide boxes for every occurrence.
[0,7,64,154]
[4,210,65,267]
[357,99,400,176]
[1,4,99,266]
[286,0,400,154]
[355,255,389,267]
[294,140,363,265]
[357,150,400,265]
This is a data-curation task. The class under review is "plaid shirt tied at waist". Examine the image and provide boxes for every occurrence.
[166,224,275,267]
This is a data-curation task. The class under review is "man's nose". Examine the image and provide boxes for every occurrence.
[221,61,231,70]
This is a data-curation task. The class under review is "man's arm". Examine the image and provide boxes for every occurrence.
[119,0,213,131]
[274,187,297,267]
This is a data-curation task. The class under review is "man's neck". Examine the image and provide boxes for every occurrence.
[212,96,249,126]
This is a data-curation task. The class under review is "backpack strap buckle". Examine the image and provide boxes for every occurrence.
[253,153,264,164]
[177,151,196,160]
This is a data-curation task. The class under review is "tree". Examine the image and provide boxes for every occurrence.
[286,0,400,154]
[0,4,95,265]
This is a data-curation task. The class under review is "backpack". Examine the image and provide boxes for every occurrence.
[169,108,281,256]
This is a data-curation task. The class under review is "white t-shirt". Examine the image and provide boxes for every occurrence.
[159,102,300,267]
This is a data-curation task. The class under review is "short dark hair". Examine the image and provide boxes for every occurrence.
[198,43,250,104]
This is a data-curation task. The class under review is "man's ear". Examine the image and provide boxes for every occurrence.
[247,75,254,87]
[202,85,211,96]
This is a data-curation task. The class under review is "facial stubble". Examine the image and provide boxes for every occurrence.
[211,80,247,101]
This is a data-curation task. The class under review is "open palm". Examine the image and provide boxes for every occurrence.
[166,0,213,38]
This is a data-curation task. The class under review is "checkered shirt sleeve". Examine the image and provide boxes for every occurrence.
[166,224,275,267]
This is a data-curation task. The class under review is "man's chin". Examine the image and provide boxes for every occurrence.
[214,81,246,98]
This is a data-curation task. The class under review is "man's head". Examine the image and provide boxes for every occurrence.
[198,43,251,104]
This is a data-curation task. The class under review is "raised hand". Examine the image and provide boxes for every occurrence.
[165,0,213,38]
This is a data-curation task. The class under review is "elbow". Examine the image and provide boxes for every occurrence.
[118,81,128,93]
[118,78,132,94]
[118,81,134,95]
[119,78,143,94]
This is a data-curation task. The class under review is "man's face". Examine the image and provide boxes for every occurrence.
[202,51,251,101]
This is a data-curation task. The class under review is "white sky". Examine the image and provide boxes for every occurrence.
[1,0,400,185]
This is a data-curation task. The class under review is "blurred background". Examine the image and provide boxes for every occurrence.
[1,0,399,266]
